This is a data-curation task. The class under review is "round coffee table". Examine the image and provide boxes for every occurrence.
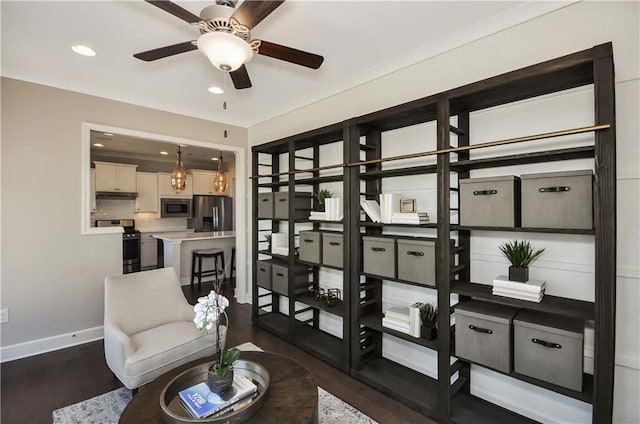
[120,351,318,423]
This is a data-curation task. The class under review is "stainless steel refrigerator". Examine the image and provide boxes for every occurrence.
[188,195,233,232]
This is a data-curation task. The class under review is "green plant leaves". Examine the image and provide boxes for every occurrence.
[499,240,545,267]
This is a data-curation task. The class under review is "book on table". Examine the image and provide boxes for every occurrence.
[492,275,546,293]
[178,374,258,419]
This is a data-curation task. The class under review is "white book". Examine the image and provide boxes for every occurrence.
[493,275,546,293]
[492,287,544,298]
[384,306,410,321]
[492,288,543,303]
[360,199,381,223]
[391,217,430,224]
[391,212,428,219]
[380,193,400,224]
[382,318,411,333]
[409,302,423,337]
[382,315,410,326]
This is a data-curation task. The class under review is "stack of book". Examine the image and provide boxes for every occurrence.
[382,303,422,337]
[391,212,429,225]
[309,211,326,220]
[492,275,546,303]
[178,374,258,419]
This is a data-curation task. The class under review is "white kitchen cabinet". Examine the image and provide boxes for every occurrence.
[135,172,158,213]
[191,170,219,195]
[140,233,157,269]
[157,173,192,198]
[94,161,137,192]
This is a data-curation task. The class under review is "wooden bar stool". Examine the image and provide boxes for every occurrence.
[190,248,225,287]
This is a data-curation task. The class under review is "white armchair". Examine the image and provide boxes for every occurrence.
[104,267,216,390]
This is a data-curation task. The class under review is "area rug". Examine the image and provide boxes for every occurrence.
[52,342,377,424]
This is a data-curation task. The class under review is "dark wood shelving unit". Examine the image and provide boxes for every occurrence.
[451,281,595,320]
[253,43,616,423]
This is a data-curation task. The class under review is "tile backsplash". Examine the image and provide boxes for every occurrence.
[91,199,187,231]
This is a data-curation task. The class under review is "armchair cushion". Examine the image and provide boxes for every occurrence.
[104,267,217,390]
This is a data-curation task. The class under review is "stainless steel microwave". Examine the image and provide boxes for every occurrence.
[160,198,192,218]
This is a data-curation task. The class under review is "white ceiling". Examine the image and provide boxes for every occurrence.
[1,1,570,128]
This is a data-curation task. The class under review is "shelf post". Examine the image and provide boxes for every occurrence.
[251,149,260,321]
[592,44,616,424]
[436,99,453,419]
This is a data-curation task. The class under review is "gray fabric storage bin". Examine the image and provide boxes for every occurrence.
[256,260,273,290]
[322,233,343,268]
[514,310,584,391]
[397,238,436,287]
[455,301,519,373]
[271,263,309,296]
[460,176,520,227]
[362,236,395,279]
[299,231,321,264]
[257,193,274,219]
[273,192,312,220]
[521,170,593,229]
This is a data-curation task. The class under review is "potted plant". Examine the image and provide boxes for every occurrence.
[193,276,241,394]
[264,233,272,252]
[499,239,545,282]
[419,302,438,340]
[313,189,333,212]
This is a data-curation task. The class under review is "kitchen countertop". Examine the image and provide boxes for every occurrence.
[152,231,235,242]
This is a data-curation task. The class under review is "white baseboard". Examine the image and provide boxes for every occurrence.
[0,326,104,363]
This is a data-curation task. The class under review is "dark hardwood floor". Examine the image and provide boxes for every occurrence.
[1,280,435,424]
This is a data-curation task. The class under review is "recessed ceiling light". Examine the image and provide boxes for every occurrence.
[72,45,96,57]
[103,132,113,137]
[160,151,169,155]
[208,86,224,94]
[211,157,219,161]
[93,143,104,147]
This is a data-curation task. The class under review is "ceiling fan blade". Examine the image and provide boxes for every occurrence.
[230,65,252,89]
[146,0,200,24]
[231,0,285,29]
[257,40,324,69]
[134,41,197,61]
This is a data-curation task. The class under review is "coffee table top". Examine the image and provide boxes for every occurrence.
[120,351,318,424]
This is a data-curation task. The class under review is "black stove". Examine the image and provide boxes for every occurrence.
[96,219,141,274]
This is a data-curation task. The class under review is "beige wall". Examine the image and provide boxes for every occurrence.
[247,2,639,422]
[0,78,247,351]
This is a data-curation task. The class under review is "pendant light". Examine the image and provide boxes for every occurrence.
[171,146,187,191]
[213,151,228,193]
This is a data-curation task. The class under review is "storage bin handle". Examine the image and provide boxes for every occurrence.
[532,338,562,349]
[473,190,497,195]
[261,198,269,202]
[329,242,341,246]
[278,198,287,202]
[468,324,493,334]
[276,272,284,277]
[303,239,314,243]
[259,267,266,272]
[371,247,386,252]
[407,251,424,256]
[538,186,571,193]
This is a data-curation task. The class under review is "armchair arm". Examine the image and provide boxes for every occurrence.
[103,321,136,374]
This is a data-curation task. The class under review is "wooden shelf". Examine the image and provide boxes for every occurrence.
[360,222,437,229]
[451,281,595,320]
[295,292,347,318]
[361,273,438,290]
[360,313,438,350]
[293,323,348,372]
[257,174,343,187]
[454,225,594,235]
[257,250,289,261]
[254,312,291,338]
[451,145,595,171]
[353,358,535,424]
[359,164,437,179]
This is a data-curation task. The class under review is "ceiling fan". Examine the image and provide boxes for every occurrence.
[134,0,324,90]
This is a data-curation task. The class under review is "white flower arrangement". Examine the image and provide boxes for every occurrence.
[193,289,240,378]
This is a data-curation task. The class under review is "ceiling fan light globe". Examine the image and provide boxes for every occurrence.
[197,31,253,72]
